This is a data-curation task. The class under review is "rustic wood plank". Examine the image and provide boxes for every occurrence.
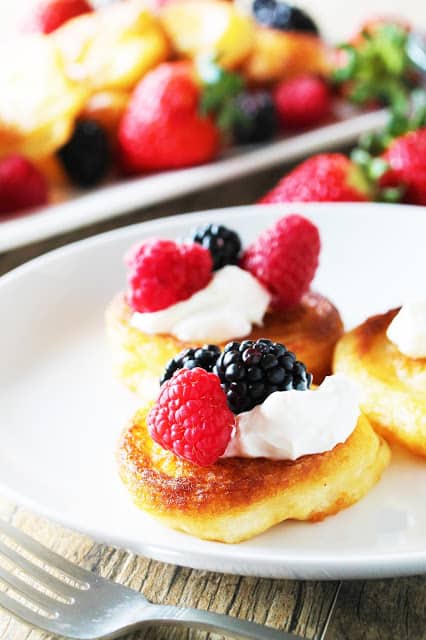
[324,578,426,640]
[0,500,340,640]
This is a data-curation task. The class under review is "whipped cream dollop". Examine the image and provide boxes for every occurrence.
[130,265,271,343]
[222,374,360,461]
[386,302,426,359]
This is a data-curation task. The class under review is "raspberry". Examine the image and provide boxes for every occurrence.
[274,75,332,129]
[148,368,235,466]
[191,224,242,271]
[126,239,212,313]
[215,339,312,414]
[0,155,48,216]
[160,344,221,385]
[241,215,320,309]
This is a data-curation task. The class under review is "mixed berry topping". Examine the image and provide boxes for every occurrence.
[126,239,212,313]
[148,368,235,467]
[214,339,312,414]
[233,91,279,145]
[252,0,319,35]
[241,214,320,309]
[58,119,111,188]
[191,224,242,271]
[160,344,221,385]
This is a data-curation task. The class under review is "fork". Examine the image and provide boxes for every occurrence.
[0,519,300,640]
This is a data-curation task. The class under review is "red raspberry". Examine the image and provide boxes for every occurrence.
[23,0,93,34]
[0,155,48,216]
[241,215,320,309]
[148,368,235,467]
[126,239,212,313]
[273,75,332,129]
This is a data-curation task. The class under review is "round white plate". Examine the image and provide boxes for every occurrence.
[1,202,425,580]
[0,108,387,253]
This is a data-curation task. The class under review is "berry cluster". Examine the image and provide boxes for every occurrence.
[161,339,312,415]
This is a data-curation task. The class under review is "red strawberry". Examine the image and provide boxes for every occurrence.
[241,214,320,309]
[126,239,212,313]
[148,368,235,467]
[259,153,372,204]
[23,0,93,34]
[274,75,332,129]
[118,62,219,172]
[380,128,426,205]
[0,155,48,216]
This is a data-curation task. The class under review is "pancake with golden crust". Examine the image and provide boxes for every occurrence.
[106,290,343,401]
[117,409,390,543]
[333,309,426,457]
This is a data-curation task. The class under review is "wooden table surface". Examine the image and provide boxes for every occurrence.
[0,166,425,640]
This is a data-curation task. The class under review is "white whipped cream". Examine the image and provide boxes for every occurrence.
[130,265,271,343]
[222,374,360,461]
[386,302,426,359]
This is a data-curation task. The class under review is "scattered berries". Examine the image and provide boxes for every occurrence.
[148,368,235,467]
[233,91,279,145]
[24,0,93,34]
[160,345,221,385]
[58,120,110,188]
[126,239,212,313]
[380,128,426,205]
[119,62,219,172]
[241,214,320,309]
[191,224,242,271]
[214,339,312,414]
[0,155,48,216]
[252,0,319,34]
[274,75,332,129]
[259,153,372,204]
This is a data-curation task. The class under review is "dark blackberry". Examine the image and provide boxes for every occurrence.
[58,119,110,188]
[214,339,312,414]
[253,0,319,35]
[160,344,221,385]
[233,91,279,145]
[191,224,242,270]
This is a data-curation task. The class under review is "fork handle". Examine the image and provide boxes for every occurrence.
[145,604,300,639]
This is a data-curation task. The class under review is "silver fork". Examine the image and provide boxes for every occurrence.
[0,519,300,640]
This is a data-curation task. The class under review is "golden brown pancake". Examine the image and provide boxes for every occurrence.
[106,290,344,401]
[117,408,390,543]
[333,309,426,457]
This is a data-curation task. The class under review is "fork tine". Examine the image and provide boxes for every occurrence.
[0,563,59,613]
[0,520,91,585]
[0,588,53,632]
[0,538,77,601]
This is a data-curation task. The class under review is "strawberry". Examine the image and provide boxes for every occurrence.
[259,153,372,204]
[23,0,93,34]
[380,128,426,205]
[118,62,220,172]
[274,75,332,129]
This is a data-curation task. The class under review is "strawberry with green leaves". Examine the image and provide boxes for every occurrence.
[379,128,426,205]
[259,153,373,204]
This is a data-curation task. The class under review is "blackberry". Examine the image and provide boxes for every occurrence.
[58,119,110,188]
[214,339,312,414]
[160,344,221,385]
[191,224,242,271]
[233,91,279,145]
[253,0,319,35]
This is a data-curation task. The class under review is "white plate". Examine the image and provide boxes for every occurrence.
[1,202,425,580]
[0,108,388,253]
